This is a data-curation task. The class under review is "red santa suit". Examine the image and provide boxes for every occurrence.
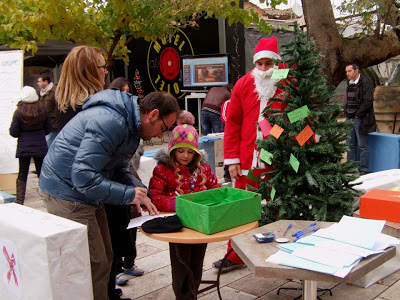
[224,70,287,188]
[220,36,288,265]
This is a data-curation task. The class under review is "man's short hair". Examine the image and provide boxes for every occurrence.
[39,72,52,83]
[139,92,180,117]
[347,64,359,71]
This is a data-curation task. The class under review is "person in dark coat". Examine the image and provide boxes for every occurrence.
[38,72,57,147]
[344,63,376,175]
[9,86,52,204]
[200,85,231,135]
[105,77,145,297]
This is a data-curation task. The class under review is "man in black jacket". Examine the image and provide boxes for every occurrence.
[344,64,376,175]
[38,72,57,147]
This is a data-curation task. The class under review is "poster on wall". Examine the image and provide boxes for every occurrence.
[0,50,23,174]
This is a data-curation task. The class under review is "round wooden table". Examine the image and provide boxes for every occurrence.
[141,221,259,299]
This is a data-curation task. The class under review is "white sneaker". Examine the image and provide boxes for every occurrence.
[115,272,129,286]
[123,265,144,276]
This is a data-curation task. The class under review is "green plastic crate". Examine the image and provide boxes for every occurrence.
[176,187,261,234]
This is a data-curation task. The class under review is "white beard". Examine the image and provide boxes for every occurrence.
[252,67,279,102]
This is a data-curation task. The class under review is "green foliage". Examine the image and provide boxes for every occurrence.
[0,0,285,64]
[257,23,361,225]
[338,0,400,36]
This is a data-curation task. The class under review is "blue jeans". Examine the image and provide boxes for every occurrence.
[347,118,369,172]
[201,110,224,135]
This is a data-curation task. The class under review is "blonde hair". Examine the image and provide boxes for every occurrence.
[56,46,105,113]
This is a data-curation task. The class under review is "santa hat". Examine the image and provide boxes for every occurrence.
[168,111,201,158]
[253,37,281,64]
[19,86,39,103]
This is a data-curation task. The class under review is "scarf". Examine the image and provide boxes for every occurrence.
[40,82,54,97]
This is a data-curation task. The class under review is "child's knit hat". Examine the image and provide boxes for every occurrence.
[168,110,201,157]
[19,86,39,103]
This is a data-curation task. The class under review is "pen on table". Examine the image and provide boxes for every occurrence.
[292,222,317,237]
[283,224,292,236]
[294,228,320,242]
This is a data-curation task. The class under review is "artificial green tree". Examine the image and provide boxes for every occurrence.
[255,23,360,225]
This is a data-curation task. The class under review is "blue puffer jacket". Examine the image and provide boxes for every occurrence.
[39,89,145,206]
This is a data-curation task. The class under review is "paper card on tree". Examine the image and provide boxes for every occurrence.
[290,154,300,173]
[296,125,314,146]
[271,69,289,79]
[288,105,309,123]
[260,149,273,165]
[247,169,259,182]
[259,119,273,137]
[270,124,284,139]
[0,204,93,300]
[271,186,276,200]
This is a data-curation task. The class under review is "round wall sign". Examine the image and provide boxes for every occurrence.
[147,28,194,99]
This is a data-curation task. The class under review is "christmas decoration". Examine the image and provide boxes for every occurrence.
[134,68,144,99]
[256,23,360,224]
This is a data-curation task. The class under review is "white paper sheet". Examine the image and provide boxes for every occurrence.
[127,213,176,229]
[292,246,362,268]
[314,216,385,249]
[315,240,383,257]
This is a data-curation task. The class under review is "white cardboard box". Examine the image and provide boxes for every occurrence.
[0,204,93,300]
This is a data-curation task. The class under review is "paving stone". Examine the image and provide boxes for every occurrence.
[134,248,171,273]
[134,285,175,300]
[228,274,289,297]
[318,281,387,300]
[378,278,400,299]
[120,265,172,299]
[199,286,256,300]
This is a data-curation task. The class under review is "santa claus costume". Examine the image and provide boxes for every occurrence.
[219,36,288,267]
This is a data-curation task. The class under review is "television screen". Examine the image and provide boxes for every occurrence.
[182,55,229,88]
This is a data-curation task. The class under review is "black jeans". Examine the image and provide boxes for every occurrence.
[169,243,207,300]
[18,157,43,181]
[105,204,137,299]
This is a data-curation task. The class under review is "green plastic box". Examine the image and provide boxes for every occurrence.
[176,187,261,235]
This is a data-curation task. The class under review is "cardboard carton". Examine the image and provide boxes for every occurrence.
[360,189,400,223]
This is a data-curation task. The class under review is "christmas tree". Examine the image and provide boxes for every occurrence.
[255,23,360,224]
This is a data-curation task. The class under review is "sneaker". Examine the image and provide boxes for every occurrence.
[212,259,246,273]
[123,264,144,276]
[115,272,129,286]
[111,289,132,300]
[115,289,122,297]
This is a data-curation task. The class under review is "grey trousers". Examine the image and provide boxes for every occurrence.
[43,192,113,300]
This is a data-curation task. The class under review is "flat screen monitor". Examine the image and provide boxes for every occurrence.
[182,54,229,88]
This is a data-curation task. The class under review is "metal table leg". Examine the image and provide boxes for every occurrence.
[302,280,317,300]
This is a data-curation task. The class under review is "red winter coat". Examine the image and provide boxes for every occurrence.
[149,149,220,212]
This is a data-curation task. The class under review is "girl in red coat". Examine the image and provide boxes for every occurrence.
[149,110,220,300]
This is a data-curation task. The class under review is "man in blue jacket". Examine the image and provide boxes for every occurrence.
[39,90,180,300]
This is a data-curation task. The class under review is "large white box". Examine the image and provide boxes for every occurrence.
[0,204,93,300]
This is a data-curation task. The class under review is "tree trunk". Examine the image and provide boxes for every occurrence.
[302,0,400,86]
